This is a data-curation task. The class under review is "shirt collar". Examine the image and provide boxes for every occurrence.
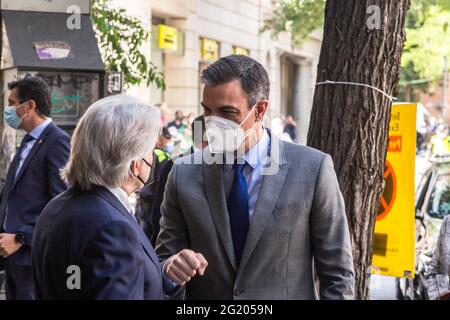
[107,187,133,214]
[29,118,52,140]
[242,128,270,169]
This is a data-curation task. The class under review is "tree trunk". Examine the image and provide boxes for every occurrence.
[307,0,410,299]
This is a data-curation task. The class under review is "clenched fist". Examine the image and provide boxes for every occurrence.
[164,249,208,286]
[0,233,23,258]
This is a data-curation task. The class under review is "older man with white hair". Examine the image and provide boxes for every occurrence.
[31,95,206,300]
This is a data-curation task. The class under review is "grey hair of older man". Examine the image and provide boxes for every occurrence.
[61,94,161,191]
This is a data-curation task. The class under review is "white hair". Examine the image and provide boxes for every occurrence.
[61,94,161,191]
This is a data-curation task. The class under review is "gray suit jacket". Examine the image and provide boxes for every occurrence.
[156,133,355,300]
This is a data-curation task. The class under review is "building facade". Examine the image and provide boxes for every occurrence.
[113,0,323,144]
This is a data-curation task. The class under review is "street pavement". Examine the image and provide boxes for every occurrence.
[370,275,398,300]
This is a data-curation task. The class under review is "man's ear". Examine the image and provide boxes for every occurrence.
[130,160,140,177]
[255,100,269,122]
[27,100,37,113]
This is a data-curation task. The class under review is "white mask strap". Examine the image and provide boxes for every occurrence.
[239,103,258,128]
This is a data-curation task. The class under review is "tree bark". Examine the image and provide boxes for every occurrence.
[307,0,410,299]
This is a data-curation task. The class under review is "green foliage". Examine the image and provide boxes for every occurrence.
[407,0,450,27]
[261,0,325,46]
[402,5,450,80]
[91,0,165,90]
[398,0,450,100]
[263,0,450,100]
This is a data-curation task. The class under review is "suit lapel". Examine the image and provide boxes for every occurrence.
[12,122,55,189]
[204,161,237,272]
[238,133,290,274]
[0,152,21,213]
[90,186,161,267]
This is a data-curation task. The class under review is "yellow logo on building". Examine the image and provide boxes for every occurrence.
[201,38,220,62]
[158,24,178,51]
[233,46,249,56]
[371,103,417,278]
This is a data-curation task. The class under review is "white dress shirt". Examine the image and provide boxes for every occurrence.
[15,118,52,179]
[107,187,136,220]
[237,129,270,219]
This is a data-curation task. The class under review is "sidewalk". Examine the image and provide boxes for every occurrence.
[370,275,398,300]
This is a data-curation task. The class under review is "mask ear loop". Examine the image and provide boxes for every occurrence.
[236,103,264,151]
[19,110,30,122]
[132,159,154,186]
[129,167,149,191]
[205,103,261,154]
[21,100,35,119]
[239,103,259,128]
[13,103,30,123]
[128,161,142,182]
[129,166,137,180]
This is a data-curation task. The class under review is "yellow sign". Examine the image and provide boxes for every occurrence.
[201,38,219,62]
[158,24,178,51]
[371,103,417,278]
[233,46,249,56]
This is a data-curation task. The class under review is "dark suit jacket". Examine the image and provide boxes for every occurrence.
[137,147,195,246]
[32,186,168,300]
[0,122,70,266]
[137,157,174,246]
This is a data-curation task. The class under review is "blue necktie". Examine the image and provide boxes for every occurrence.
[227,162,249,266]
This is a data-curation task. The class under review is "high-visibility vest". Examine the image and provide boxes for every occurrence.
[154,148,171,163]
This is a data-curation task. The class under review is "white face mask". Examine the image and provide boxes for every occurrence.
[204,105,257,153]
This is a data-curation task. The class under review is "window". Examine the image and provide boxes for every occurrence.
[426,174,450,219]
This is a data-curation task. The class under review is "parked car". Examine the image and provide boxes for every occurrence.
[397,159,450,299]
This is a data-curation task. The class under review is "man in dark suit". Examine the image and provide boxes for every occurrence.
[0,75,70,300]
[137,116,208,246]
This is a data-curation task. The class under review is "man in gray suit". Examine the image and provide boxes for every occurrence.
[156,55,355,300]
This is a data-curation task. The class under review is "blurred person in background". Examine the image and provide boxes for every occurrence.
[428,124,450,159]
[283,115,298,141]
[167,110,186,131]
[154,103,173,127]
[155,127,175,158]
[270,116,293,143]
